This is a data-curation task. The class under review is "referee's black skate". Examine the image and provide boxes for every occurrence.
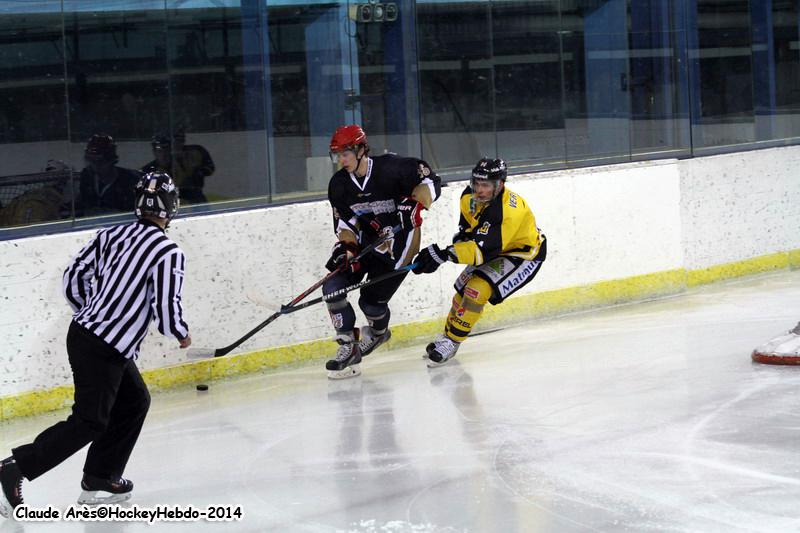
[77,474,134,505]
[426,334,460,368]
[326,331,363,379]
[358,326,391,357]
[0,457,23,518]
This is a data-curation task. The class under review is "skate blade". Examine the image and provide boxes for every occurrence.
[77,490,132,506]
[426,357,453,368]
[327,364,361,380]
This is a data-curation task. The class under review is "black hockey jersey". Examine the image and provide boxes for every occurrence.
[328,154,441,268]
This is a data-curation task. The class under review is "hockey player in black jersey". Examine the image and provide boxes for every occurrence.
[412,158,547,367]
[323,124,441,378]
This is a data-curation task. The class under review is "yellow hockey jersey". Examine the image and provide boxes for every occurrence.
[451,185,542,266]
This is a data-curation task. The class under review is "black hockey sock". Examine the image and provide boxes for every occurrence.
[327,300,356,334]
[367,308,390,333]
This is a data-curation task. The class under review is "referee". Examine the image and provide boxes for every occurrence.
[0,171,191,516]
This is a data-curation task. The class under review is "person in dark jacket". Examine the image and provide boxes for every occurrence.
[77,134,141,217]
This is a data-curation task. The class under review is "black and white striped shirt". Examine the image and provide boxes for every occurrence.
[63,219,189,359]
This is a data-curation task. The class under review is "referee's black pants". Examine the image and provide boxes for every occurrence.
[13,322,151,481]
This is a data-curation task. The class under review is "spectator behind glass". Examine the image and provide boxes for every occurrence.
[141,129,215,204]
[78,134,141,217]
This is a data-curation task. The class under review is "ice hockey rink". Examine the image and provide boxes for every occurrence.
[2,269,800,533]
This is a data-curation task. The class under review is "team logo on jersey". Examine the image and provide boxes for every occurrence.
[376,237,396,260]
[499,260,540,296]
[487,259,504,275]
[329,311,344,329]
[477,222,491,235]
[449,315,472,329]
[469,197,477,215]
[418,163,431,177]
[464,287,480,300]
[352,199,395,215]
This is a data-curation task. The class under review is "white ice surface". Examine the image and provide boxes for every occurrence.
[3,270,800,532]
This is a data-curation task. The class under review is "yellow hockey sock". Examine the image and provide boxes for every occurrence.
[444,275,491,342]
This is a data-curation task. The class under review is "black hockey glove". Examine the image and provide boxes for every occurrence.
[412,244,454,275]
[396,197,424,231]
[326,241,361,273]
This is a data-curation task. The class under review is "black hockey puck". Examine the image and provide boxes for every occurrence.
[196,384,209,391]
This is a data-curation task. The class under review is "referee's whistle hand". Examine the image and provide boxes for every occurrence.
[179,335,192,349]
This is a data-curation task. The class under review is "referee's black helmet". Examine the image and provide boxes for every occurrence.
[135,171,180,221]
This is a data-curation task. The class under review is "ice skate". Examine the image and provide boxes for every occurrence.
[752,330,800,365]
[755,331,800,355]
[425,334,460,368]
[77,474,133,505]
[0,457,23,518]
[358,326,392,357]
[326,331,363,379]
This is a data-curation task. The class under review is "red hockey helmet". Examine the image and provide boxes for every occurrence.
[329,125,368,153]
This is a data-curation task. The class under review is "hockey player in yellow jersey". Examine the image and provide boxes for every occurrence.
[412,157,547,366]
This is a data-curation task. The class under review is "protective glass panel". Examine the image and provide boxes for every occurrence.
[416,0,493,176]
[163,1,269,206]
[492,0,565,168]
[265,0,421,198]
[561,0,632,165]
[0,3,73,229]
[63,1,168,220]
[691,0,755,151]
[768,0,800,141]
[628,0,691,159]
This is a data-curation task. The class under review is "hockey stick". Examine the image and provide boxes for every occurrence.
[187,225,402,358]
[279,263,416,316]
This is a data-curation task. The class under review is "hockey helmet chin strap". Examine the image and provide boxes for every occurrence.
[351,144,369,179]
[330,144,368,178]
